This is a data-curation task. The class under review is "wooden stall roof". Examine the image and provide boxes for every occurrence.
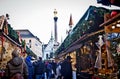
[2,32,22,47]
[100,13,120,27]
[56,29,104,58]
[55,6,110,56]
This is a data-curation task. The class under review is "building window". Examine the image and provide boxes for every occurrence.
[29,40,31,48]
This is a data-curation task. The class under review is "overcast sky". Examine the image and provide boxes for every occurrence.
[0,0,119,44]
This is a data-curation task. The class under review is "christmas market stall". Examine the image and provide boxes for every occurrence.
[0,15,22,78]
[100,13,120,79]
[0,14,36,78]
[55,6,120,79]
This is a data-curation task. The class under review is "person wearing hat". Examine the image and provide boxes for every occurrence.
[25,56,34,79]
[6,49,28,79]
[60,56,73,79]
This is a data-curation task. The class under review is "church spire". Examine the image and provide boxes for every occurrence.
[66,14,73,34]
[69,14,73,28]
[50,31,54,40]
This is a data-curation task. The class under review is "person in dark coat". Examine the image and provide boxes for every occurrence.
[61,56,73,79]
[6,49,28,79]
[44,61,49,79]
[46,62,53,79]
[33,57,45,79]
[25,56,34,79]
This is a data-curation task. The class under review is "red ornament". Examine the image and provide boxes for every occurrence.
[111,11,118,17]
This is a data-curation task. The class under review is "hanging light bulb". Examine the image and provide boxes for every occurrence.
[116,24,120,27]
[117,20,120,23]
[112,25,115,29]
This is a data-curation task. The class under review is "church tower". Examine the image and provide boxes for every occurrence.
[69,14,73,29]
[67,14,73,34]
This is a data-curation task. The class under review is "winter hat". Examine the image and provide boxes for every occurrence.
[12,49,19,57]
[26,56,32,61]
[39,57,42,60]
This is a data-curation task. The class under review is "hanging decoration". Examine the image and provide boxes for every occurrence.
[17,31,22,44]
[0,36,5,61]
[116,43,120,55]
[94,35,103,69]
[3,20,8,35]
[111,11,118,18]
[0,15,5,30]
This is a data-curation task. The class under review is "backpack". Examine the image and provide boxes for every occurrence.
[10,72,24,79]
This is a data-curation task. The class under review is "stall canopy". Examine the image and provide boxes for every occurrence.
[97,0,120,7]
[55,6,112,56]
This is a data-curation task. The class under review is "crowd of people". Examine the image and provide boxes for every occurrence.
[5,49,73,79]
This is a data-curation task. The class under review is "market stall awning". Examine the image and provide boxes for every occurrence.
[100,13,120,33]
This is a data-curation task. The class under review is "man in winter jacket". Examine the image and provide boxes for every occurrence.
[6,49,28,79]
[25,56,34,79]
[33,57,45,79]
[61,56,73,79]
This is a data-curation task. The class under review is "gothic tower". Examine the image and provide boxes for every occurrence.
[66,14,73,34]
[69,14,73,29]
